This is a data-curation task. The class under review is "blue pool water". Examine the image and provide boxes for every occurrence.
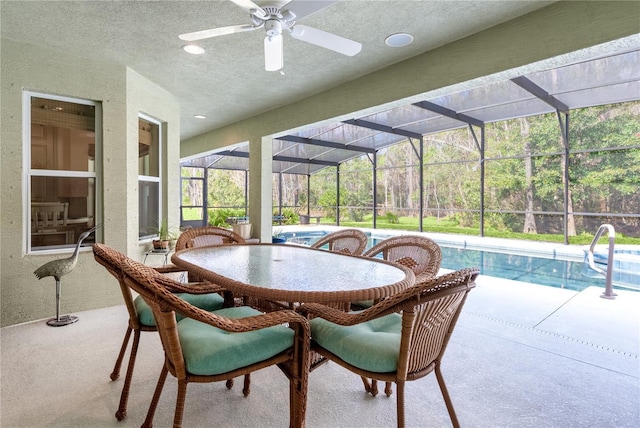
[584,246,640,289]
[281,230,639,292]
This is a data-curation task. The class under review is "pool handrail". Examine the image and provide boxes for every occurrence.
[587,224,616,299]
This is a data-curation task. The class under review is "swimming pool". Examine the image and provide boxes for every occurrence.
[281,228,639,292]
[583,245,640,289]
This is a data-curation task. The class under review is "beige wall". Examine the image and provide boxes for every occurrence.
[0,39,180,326]
[180,1,640,241]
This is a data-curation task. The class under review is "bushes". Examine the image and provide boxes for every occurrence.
[208,208,246,227]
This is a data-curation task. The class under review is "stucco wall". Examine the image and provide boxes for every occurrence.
[0,39,180,326]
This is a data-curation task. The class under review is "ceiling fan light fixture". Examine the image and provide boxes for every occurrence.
[385,33,414,48]
[264,34,283,71]
[182,44,205,55]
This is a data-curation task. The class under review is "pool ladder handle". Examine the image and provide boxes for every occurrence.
[587,223,617,300]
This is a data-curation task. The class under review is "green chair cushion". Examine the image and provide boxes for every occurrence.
[134,292,225,327]
[310,312,402,373]
[178,306,294,375]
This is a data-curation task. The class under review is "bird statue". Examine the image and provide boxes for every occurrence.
[34,224,101,327]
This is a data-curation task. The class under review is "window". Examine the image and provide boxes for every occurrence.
[26,92,100,252]
[138,115,161,240]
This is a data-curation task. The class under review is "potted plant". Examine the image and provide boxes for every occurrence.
[152,219,179,251]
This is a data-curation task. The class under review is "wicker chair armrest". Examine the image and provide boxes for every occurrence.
[172,297,310,334]
[415,272,437,284]
[152,264,185,275]
[158,290,310,333]
[153,275,227,295]
[299,268,480,325]
[297,303,394,326]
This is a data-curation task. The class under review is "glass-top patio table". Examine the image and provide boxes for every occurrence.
[171,244,415,306]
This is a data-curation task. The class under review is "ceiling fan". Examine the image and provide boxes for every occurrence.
[179,0,362,71]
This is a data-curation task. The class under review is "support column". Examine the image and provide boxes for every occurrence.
[249,135,273,242]
[418,137,424,232]
[306,174,311,215]
[372,152,377,229]
[336,165,340,226]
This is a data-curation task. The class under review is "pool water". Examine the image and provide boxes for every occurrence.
[441,246,609,291]
[282,230,637,292]
[585,246,640,289]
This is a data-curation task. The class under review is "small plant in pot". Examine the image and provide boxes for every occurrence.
[152,220,179,250]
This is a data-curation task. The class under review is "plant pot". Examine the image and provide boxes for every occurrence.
[232,223,252,239]
[152,239,170,250]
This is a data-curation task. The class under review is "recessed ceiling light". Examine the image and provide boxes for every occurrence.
[194,115,207,119]
[385,33,414,48]
[182,44,205,55]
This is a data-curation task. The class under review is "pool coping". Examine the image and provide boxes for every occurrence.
[279,225,591,261]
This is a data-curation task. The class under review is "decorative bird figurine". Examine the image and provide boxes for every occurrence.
[34,224,101,326]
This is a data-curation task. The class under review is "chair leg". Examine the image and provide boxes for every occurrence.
[385,381,393,397]
[242,374,251,396]
[142,365,168,428]
[225,379,234,389]
[435,365,460,428]
[396,381,405,428]
[289,365,308,427]
[173,379,188,428]
[360,376,372,393]
[110,326,132,380]
[115,328,141,421]
[370,379,379,396]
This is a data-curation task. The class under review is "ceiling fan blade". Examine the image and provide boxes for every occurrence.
[282,0,339,20]
[179,24,256,42]
[230,0,266,18]
[290,25,361,56]
[264,35,284,71]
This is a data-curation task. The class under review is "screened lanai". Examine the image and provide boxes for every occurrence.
[181,48,640,242]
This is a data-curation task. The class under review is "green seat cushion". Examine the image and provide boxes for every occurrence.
[134,292,225,327]
[310,313,401,373]
[178,306,294,375]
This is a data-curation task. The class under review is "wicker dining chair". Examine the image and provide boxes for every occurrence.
[363,235,442,282]
[119,256,310,428]
[299,268,479,428]
[93,243,238,421]
[175,225,246,250]
[354,235,442,310]
[310,228,368,256]
[174,226,246,282]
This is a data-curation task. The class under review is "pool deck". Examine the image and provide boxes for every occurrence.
[453,274,639,427]
[1,228,638,426]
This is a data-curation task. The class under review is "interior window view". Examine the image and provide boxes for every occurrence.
[138,116,161,240]
[1,1,639,428]
[28,95,98,251]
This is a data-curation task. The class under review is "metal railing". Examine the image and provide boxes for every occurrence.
[586,224,617,299]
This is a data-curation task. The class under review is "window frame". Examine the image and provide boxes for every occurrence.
[23,91,102,254]
[138,112,163,242]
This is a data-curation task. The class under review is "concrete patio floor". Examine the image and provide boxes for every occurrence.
[1,274,638,427]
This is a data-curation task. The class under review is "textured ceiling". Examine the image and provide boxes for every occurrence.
[1,0,556,140]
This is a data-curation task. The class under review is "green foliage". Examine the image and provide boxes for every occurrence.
[208,170,246,209]
[385,212,400,224]
[181,208,201,221]
[208,208,245,227]
[273,208,299,225]
[200,101,640,242]
[155,218,180,241]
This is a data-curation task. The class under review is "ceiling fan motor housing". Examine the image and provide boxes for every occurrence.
[265,19,282,36]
